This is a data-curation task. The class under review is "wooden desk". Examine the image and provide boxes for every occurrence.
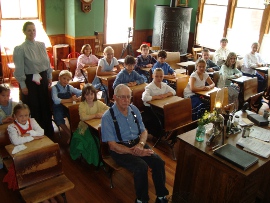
[230,75,253,84]
[84,119,101,132]
[177,61,195,68]
[147,96,183,109]
[129,83,147,92]
[139,67,152,83]
[167,73,188,83]
[173,122,270,202]
[195,87,220,97]
[61,58,77,69]
[5,136,54,158]
[255,67,269,74]
[97,75,117,104]
[62,101,80,108]
[0,123,10,147]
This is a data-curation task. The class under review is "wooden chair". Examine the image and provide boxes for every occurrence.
[187,65,195,75]
[192,47,203,61]
[175,76,189,97]
[86,66,98,83]
[158,98,192,159]
[67,52,80,58]
[52,70,61,82]
[243,77,263,113]
[263,68,270,107]
[166,52,180,70]
[67,103,80,134]
[47,52,55,69]
[94,39,104,59]
[212,71,220,87]
[14,143,74,203]
[68,58,78,79]
[98,127,122,188]
[4,47,16,83]
[131,86,146,112]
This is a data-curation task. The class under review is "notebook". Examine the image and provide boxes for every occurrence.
[247,114,269,126]
[213,144,259,171]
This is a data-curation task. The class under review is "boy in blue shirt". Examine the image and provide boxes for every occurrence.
[113,55,144,89]
[52,70,82,143]
[152,50,176,84]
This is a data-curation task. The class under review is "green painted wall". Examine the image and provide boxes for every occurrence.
[45,0,197,36]
[45,0,65,35]
[66,0,75,36]
[135,0,171,30]
[74,0,104,37]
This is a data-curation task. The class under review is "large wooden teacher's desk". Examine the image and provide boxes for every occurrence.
[173,111,270,203]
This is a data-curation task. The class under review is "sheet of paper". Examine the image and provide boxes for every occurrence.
[237,137,270,158]
[249,126,270,142]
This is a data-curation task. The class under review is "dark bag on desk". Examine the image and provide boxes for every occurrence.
[247,114,269,126]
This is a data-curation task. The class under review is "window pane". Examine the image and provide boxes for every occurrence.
[196,5,227,47]
[1,0,38,18]
[1,0,21,18]
[106,0,131,44]
[237,0,265,9]
[227,8,263,55]
[21,0,38,18]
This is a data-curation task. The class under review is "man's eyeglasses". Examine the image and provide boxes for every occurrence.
[116,95,132,100]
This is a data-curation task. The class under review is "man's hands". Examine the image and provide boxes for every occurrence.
[131,144,154,157]
[127,82,137,87]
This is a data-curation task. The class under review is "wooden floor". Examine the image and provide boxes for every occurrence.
[0,120,180,203]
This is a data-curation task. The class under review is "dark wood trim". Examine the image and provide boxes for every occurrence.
[39,0,46,30]
[104,0,108,44]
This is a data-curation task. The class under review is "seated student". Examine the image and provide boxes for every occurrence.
[0,84,19,125]
[92,46,121,89]
[218,52,242,110]
[184,59,215,120]
[142,68,176,138]
[201,48,220,72]
[242,42,266,93]
[213,37,231,67]
[73,44,99,82]
[51,70,82,143]
[152,50,176,84]
[5,104,57,203]
[70,84,109,166]
[7,103,44,145]
[135,43,157,82]
[113,55,144,89]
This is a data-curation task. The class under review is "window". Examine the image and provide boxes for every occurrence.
[105,0,133,44]
[226,0,264,55]
[196,0,267,56]
[196,0,228,48]
[0,0,50,52]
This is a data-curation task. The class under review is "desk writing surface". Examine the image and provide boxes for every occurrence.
[139,67,152,72]
[147,96,183,109]
[129,83,147,92]
[167,73,188,83]
[84,119,101,131]
[5,136,54,158]
[195,87,220,97]
[62,101,80,108]
[255,67,269,74]
[230,75,253,83]
[176,61,195,67]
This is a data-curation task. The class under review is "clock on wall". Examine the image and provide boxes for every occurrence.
[80,0,93,13]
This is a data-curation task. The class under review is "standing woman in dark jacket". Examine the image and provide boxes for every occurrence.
[13,21,54,136]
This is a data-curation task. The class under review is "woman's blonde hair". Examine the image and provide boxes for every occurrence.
[103,46,114,54]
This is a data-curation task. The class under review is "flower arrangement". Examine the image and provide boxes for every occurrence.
[198,110,219,126]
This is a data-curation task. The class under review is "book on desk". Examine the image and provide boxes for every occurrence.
[247,114,269,126]
[213,144,259,171]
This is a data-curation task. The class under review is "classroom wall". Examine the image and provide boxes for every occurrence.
[45,0,198,36]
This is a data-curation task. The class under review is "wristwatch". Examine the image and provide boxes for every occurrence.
[139,141,145,147]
